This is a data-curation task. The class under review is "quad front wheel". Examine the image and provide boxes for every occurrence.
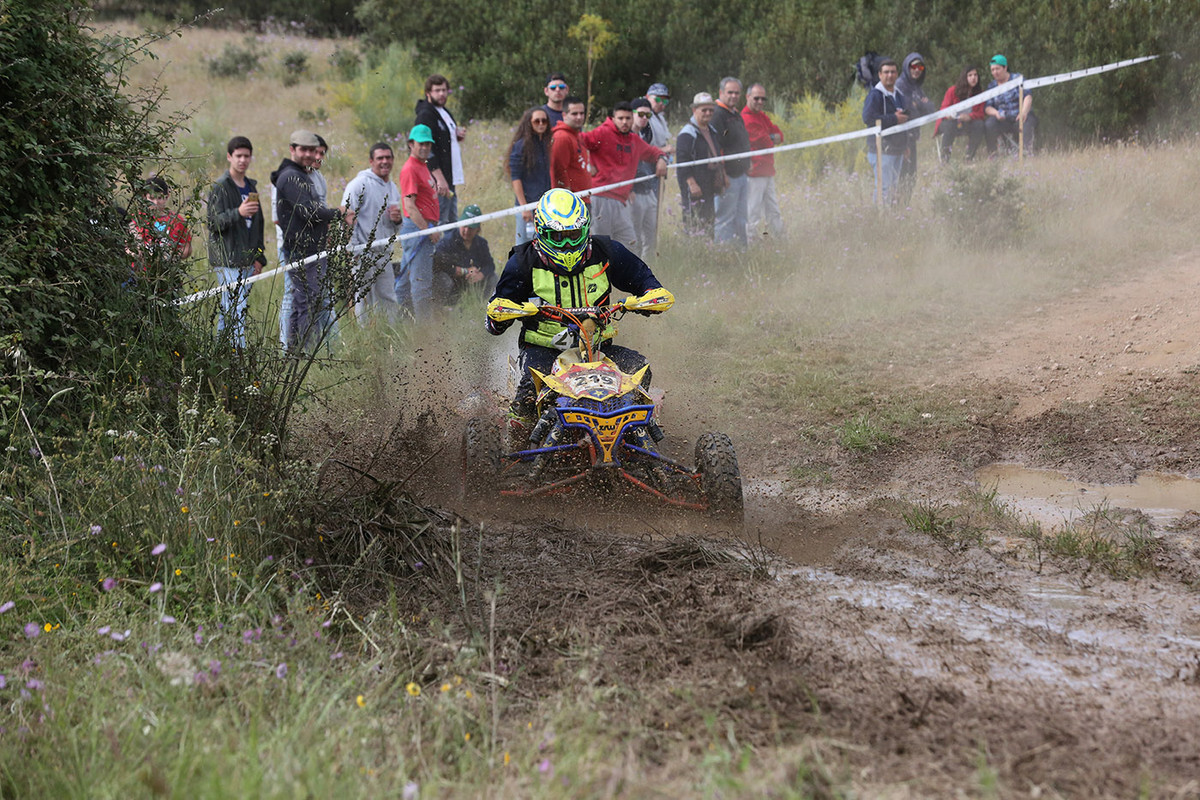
[694,432,743,514]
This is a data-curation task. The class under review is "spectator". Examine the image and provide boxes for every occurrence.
[861,59,909,205]
[895,53,936,199]
[984,55,1035,156]
[506,107,553,246]
[341,142,402,325]
[395,124,443,322]
[277,134,329,348]
[433,204,495,305]
[550,96,592,198]
[936,65,986,162]
[131,176,192,263]
[414,74,466,225]
[581,101,669,249]
[711,77,751,247]
[630,98,661,259]
[676,92,725,237]
[741,83,785,239]
[542,72,570,127]
[644,83,672,150]
[270,129,348,353]
[206,136,266,348]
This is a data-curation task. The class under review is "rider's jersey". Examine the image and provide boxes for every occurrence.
[487,235,663,348]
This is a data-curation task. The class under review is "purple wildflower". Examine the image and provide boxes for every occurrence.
[151,543,166,556]
[0,601,14,614]
[0,675,6,689]
[149,582,162,593]
[97,626,111,635]
[89,525,102,536]
[23,622,39,639]
[112,456,124,463]
[209,659,221,676]
[25,679,42,691]
[160,616,176,624]
[101,578,116,591]
[275,663,288,679]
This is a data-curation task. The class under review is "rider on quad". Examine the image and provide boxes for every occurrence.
[485,188,674,427]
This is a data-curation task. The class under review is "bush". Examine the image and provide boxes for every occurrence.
[329,44,360,82]
[281,49,309,87]
[333,44,445,141]
[207,38,262,78]
[776,90,868,183]
[932,162,1024,246]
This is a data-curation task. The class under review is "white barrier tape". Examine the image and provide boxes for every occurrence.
[179,53,1156,306]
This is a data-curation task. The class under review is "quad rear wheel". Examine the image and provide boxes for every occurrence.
[694,432,743,514]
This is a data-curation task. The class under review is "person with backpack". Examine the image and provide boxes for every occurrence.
[861,59,908,205]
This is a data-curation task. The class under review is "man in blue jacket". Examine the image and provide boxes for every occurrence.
[861,59,909,205]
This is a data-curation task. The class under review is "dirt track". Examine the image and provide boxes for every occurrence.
[376,252,1200,797]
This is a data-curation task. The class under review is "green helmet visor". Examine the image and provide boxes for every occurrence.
[542,227,588,248]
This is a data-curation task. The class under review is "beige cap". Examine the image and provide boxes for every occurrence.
[691,92,716,110]
[289,129,320,147]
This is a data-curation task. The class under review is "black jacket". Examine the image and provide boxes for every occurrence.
[711,102,751,178]
[270,158,339,259]
[414,98,458,185]
[206,171,265,271]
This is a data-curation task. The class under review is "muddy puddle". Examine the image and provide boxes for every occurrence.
[975,464,1200,528]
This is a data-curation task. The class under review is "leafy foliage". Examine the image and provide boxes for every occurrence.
[932,162,1024,246]
[332,44,445,142]
[206,37,264,77]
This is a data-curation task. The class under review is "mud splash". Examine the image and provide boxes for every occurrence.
[976,464,1200,528]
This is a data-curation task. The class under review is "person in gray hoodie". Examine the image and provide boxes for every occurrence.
[341,142,403,325]
[895,52,936,202]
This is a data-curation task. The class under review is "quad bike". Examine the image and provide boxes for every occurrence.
[462,298,742,514]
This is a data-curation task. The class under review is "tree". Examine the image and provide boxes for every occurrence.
[567,14,617,122]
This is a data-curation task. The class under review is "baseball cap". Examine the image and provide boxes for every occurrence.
[289,129,320,147]
[647,82,670,98]
[408,124,434,143]
[691,92,716,109]
[990,54,1008,67]
[460,204,482,229]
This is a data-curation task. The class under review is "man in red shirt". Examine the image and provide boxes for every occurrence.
[549,97,592,199]
[581,101,670,249]
[741,83,785,239]
[396,124,443,322]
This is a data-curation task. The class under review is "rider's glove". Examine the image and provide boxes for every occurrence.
[487,297,539,322]
[623,287,675,316]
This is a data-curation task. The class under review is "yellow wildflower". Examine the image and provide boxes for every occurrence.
[440,683,452,693]
[405,682,421,697]
[175,568,182,576]
[356,695,366,708]
[43,622,52,633]
[180,506,189,514]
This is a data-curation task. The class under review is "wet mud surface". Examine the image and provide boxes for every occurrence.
[332,255,1200,797]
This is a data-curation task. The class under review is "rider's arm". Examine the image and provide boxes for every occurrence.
[485,253,534,335]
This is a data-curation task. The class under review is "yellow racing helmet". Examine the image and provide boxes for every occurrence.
[534,188,590,274]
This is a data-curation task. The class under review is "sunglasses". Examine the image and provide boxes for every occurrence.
[547,83,568,90]
[532,118,549,125]
[749,96,766,101]
[652,96,669,105]
[635,112,651,118]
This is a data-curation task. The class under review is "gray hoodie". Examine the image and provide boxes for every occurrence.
[341,167,402,265]
[896,52,936,139]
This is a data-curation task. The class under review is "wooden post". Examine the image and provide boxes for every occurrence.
[1018,85,1025,165]
[654,174,665,258]
[875,119,883,206]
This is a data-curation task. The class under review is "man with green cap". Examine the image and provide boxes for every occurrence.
[984,54,1035,156]
[396,123,442,321]
[433,203,496,305]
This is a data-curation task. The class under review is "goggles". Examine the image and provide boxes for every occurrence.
[542,228,588,248]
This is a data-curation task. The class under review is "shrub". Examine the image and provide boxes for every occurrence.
[333,44,446,141]
[329,44,360,82]
[931,162,1024,246]
[281,49,309,87]
[207,38,262,78]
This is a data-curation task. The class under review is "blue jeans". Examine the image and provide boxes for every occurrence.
[215,266,254,349]
[714,173,748,247]
[438,190,458,226]
[278,250,292,349]
[395,219,436,322]
[867,151,904,205]
[287,256,331,353]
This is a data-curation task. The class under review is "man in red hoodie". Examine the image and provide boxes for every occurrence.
[549,96,592,199]
[580,101,670,248]
[741,83,785,239]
